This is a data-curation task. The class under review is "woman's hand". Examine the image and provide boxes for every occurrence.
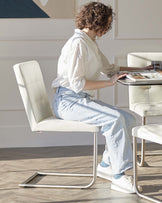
[83,73,127,90]
[109,73,127,85]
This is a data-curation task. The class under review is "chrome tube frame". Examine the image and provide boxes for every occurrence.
[19,132,98,189]
[137,117,145,167]
[133,136,161,203]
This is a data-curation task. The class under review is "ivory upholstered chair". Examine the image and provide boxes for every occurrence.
[13,60,99,189]
[132,124,162,203]
[127,52,162,166]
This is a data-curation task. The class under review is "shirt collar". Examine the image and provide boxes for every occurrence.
[74,29,96,43]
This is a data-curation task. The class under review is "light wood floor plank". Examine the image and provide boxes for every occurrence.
[0,144,161,203]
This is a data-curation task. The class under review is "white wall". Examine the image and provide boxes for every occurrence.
[0,0,162,148]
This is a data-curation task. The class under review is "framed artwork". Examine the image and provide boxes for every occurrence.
[0,0,76,19]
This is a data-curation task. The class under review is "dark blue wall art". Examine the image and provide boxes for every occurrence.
[0,0,49,18]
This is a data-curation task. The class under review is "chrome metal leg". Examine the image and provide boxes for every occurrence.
[19,132,98,189]
[133,136,161,203]
[137,117,145,167]
[137,139,145,167]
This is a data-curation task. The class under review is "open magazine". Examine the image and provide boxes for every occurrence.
[126,71,162,81]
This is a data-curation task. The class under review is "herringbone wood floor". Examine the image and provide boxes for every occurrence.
[0,144,161,203]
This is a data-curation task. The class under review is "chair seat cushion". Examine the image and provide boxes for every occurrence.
[130,102,162,117]
[34,116,99,132]
[132,124,162,145]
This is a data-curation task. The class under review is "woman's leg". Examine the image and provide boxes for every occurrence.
[95,100,136,171]
[53,87,134,174]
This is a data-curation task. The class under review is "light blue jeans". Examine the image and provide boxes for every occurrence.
[53,87,136,174]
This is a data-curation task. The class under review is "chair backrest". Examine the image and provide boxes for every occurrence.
[13,60,53,131]
[127,52,162,110]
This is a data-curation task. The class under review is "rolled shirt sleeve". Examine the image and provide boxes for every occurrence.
[67,40,86,93]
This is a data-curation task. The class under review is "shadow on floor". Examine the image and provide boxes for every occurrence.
[0,145,105,160]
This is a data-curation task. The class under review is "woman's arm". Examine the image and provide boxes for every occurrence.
[83,64,153,91]
[120,65,153,72]
[83,73,127,90]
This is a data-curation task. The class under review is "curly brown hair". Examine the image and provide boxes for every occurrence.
[75,2,114,34]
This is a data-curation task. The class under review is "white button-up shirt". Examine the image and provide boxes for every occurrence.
[52,29,119,97]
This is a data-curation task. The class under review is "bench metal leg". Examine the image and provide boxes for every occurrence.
[133,136,161,203]
[137,117,145,167]
[19,132,98,189]
[137,139,145,167]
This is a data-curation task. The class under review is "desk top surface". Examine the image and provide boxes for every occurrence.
[118,78,162,86]
[118,70,162,86]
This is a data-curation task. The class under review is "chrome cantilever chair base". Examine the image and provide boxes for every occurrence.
[19,132,97,189]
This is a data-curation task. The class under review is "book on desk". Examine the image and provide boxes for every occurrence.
[126,71,162,82]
